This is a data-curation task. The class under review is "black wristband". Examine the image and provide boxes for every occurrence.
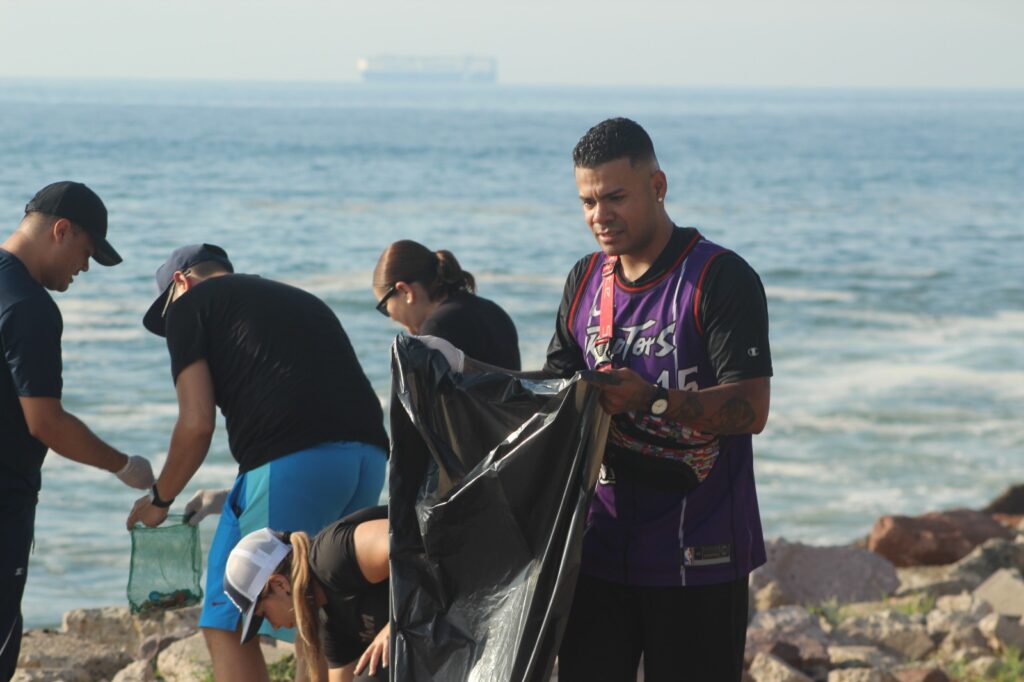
[150,483,174,509]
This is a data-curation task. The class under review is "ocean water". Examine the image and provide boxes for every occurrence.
[1,80,1021,627]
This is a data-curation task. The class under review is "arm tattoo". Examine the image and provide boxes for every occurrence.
[675,393,704,421]
[709,397,756,434]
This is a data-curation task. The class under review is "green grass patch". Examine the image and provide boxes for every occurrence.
[807,597,844,627]
[267,654,297,682]
[946,647,1024,681]
[885,592,936,617]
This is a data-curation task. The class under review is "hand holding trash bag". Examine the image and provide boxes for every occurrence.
[413,335,466,372]
[115,454,156,489]
[355,622,390,678]
[183,488,229,526]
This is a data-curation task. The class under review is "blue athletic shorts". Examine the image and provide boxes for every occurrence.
[199,440,387,641]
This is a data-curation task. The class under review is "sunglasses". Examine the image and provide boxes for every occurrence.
[375,286,398,317]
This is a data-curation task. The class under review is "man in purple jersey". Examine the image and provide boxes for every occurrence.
[544,118,773,681]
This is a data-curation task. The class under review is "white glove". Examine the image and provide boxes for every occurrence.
[115,455,155,490]
[415,335,465,373]
[183,488,230,526]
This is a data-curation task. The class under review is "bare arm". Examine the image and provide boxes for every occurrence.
[592,369,771,435]
[126,360,216,528]
[155,359,217,500]
[353,519,390,584]
[19,396,128,472]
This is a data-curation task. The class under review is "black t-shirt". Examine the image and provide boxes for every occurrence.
[419,290,521,370]
[0,249,63,499]
[544,227,773,383]
[308,505,390,668]
[164,275,389,472]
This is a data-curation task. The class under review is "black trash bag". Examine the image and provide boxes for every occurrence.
[388,335,610,682]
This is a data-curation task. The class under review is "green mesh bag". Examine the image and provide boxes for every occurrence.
[128,514,204,614]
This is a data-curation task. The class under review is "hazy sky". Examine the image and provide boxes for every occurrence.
[1,0,1021,88]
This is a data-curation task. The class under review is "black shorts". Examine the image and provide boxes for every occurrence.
[0,500,35,681]
[558,573,749,682]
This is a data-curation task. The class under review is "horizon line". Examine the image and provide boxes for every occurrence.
[0,75,1023,94]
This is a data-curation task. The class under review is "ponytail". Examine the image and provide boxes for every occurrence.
[373,240,475,301]
[285,532,322,682]
[432,249,475,298]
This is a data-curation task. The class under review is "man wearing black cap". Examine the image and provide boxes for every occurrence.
[126,244,389,682]
[0,181,155,680]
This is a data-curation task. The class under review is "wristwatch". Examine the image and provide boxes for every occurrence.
[149,483,174,509]
[648,385,669,416]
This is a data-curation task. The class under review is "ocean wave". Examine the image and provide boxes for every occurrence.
[764,286,856,303]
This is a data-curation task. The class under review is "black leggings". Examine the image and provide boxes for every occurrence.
[558,573,749,682]
[0,502,34,682]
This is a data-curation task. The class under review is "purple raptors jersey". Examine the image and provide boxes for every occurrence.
[566,233,767,587]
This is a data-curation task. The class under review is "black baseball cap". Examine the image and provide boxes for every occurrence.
[142,243,234,337]
[25,181,121,266]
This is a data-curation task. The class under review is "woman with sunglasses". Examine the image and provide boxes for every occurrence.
[372,240,521,370]
[225,505,390,682]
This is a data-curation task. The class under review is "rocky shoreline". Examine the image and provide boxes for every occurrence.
[15,485,1024,681]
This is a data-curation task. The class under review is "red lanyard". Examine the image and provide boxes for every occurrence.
[595,255,618,368]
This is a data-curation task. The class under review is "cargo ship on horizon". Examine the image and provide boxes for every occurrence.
[356,55,497,84]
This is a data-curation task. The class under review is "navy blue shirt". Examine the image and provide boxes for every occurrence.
[164,274,389,473]
[0,249,63,499]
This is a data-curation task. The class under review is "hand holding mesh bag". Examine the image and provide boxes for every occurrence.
[183,488,229,526]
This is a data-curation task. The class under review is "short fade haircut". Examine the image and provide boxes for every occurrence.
[572,117,657,169]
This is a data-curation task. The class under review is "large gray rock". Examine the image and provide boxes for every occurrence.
[748,652,813,682]
[15,629,132,681]
[973,568,1024,616]
[751,539,899,606]
[834,611,934,661]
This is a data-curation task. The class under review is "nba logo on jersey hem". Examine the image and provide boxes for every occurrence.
[681,544,731,567]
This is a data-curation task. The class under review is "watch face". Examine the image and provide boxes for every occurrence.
[651,398,669,416]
